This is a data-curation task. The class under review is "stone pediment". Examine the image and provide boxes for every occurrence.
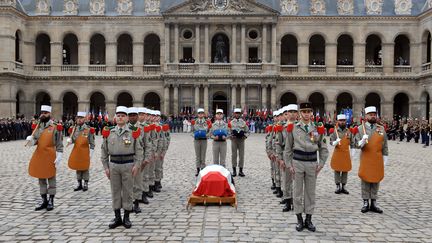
[163,0,279,16]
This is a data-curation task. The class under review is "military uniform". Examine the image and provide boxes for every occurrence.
[27,105,63,211]
[329,117,355,195]
[272,119,284,198]
[68,121,95,191]
[229,109,250,177]
[193,114,209,175]
[154,114,170,191]
[265,123,275,189]
[139,118,155,202]
[284,103,328,232]
[355,106,388,214]
[210,116,228,167]
[101,107,143,229]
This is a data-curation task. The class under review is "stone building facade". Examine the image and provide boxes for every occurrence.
[0,0,431,120]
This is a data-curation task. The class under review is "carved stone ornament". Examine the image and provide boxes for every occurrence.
[145,0,160,14]
[89,0,105,15]
[0,0,16,7]
[394,0,412,15]
[429,0,432,8]
[310,0,326,15]
[281,0,299,15]
[190,0,251,12]
[337,0,354,15]
[63,0,78,15]
[116,0,133,15]
[365,0,384,15]
[36,0,50,15]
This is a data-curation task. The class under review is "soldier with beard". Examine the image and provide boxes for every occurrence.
[355,106,389,214]
[26,105,64,211]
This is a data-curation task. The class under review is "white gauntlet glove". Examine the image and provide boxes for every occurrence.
[26,136,35,145]
[358,134,369,147]
[54,152,63,168]
[66,138,72,144]
[383,156,389,166]
[331,138,341,146]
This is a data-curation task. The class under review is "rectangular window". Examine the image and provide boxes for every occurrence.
[248,47,259,63]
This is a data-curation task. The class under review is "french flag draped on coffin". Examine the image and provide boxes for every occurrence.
[193,165,236,197]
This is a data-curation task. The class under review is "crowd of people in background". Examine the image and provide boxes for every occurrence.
[1,113,431,148]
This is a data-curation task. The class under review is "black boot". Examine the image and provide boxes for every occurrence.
[276,187,283,198]
[146,186,154,198]
[156,181,162,190]
[305,214,316,232]
[341,184,349,194]
[232,167,237,177]
[295,214,304,232]
[279,198,288,205]
[150,185,158,193]
[109,209,122,229]
[239,167,245,177]
[46,195,54,211]
[141,192,149,204]
[282,198,293,212]
[195,168,200,176]
[273,186,279,194]
[35,194,48,211]
[361,199,369,213]
[271,179,276,190]
[153,181,161,193]
[370,199,383,214]
[133,200,141,214]
[83,180,88,191]
[74,180,83,191]
[335,183,341,194]
[123,210,132,228]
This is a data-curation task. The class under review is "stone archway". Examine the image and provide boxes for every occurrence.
[280,92,297,107]
[144,92,161,110]
[212,92,228,115]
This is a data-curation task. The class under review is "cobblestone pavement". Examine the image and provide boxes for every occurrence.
[0,133,431,242]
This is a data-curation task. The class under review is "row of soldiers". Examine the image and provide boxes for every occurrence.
[265,104,388,232]
[0,118,32,141]
[192,108,250,176]
[386,119,431,146]
[26,105,170,229]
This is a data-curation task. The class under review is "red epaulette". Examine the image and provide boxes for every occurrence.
[155,125,162,132]
[228,121,232,129]
[162,124,170,132]
[132,127,141,139]
[144,125,151,133]
[56,124,63,131]
[68,127,73,135]
[31,123,37,131]
[316,123,326,135]
[102,126,111,138]
[350,126,359,135]
[329,127,335,134]
[89,127,95,134]
[286,123,294,132]
[206,119,212,129]
[191,120,196,126]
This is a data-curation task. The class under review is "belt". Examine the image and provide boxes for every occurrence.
[195,138,207,140]
[110,159,134,164]
[110,154,134,163]
[293,149,317,162]
[214,139,226,142]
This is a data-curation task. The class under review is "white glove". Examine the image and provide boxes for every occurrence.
[66,138,72,144]
[362,134,369,141]
[26,135,33,141]
[358,135,369,148]
[89,149,95,160]
[383,156,389,166]
[331,138,341,146]
[26,135,35,145]
[350,149,356,158]
[54,152,63,169]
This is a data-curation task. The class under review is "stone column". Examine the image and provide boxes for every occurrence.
[174,24,179,63]
[271,24,277,63]
[204,25,209,63]
[261,84,267,109]
[50,41,62,71]
[164,24,170,64]
[195,25,200,63]
[78,100,89,112]
[231,84,237,108]
[78,41,89,71]
[326,42,337,73]
[105,100,116,118]
[23,41,35,72]
[325,101,336,117]
[204,85,209,112]
[381,101,393,120]
[262,24,267,63]
[240,84,246,108]
[382,43,394,74]
[194,85,200,109]
[270,85,276,109]
[133,42,144,73]
[241,24,246,63]
[51,100,62,120]
[410,43,420,73]
[164,85,170,114]
[232,24,237,63]
[354,43,366,73]
[106,42,117,72]
[173,84,179,115]
[298,42,309,73]
[410,101,421,118]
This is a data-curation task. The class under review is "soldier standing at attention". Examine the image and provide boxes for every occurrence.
[229,108,250,177]
[329,114,355,195]
[265,116,275,190]
[355,106,389,214]
[26,105,64,211]
[210,109,228,167]
[278,104,298,212]
[154,110,169,192]
[192,108,210,176]
[67,111,95,192]
[137,107,153,205]
[101,106,143,229]
[284,102,328,232]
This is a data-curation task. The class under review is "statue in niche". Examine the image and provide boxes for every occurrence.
[214,36,227,63]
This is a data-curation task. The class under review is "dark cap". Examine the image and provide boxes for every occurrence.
[299,102,313,111]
